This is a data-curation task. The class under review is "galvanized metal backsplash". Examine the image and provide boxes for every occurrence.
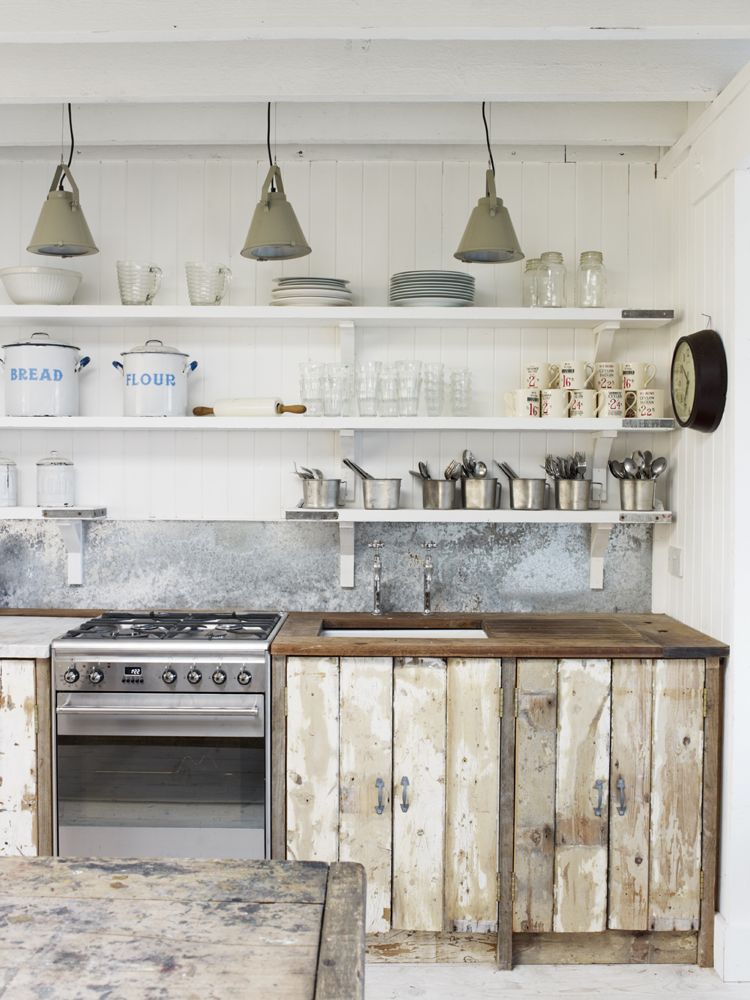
[0,520,651,612]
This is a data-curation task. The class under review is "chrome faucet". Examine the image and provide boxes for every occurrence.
[369,540,384,615]
[422,542,436,615]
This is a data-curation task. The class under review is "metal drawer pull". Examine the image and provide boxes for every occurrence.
[593,779,605,817]
[616,776,627,816]
[375,777,385,815]
[57,706,260,717]
[400,775,410,813]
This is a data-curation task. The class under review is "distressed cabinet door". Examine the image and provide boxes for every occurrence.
[0,660,38,857]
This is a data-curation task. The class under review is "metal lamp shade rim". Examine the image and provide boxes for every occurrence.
[27,188,99,258]
[241,189,311,261]
[454,195,524,264]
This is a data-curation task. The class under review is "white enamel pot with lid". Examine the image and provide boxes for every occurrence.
[0,331,91,416]
[113,338,198,417]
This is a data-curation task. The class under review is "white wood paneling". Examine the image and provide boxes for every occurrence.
[0,659,37,856]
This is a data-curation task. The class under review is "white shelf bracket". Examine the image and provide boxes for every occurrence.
[338,427,356,504]
[339,521,355,588]
[593,321,621,364]
[56,519,85,586]
[591,430,618,504]
[589,524,613,590]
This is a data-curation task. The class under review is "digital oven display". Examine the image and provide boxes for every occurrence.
[124,666,143,677]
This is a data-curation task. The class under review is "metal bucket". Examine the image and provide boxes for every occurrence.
[461,478,501,510]
[422,480,457,510]
[362,478,401,509]
[302,479,342,509]
[554,479,591,511]
[619,479,655,511]
[509,478,547,510]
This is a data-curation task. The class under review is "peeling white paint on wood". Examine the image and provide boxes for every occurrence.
[0,659,37,857]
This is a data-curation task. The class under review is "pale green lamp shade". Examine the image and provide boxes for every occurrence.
[27,163,98,258]
[241,165,311,261]
[454,170,523,264]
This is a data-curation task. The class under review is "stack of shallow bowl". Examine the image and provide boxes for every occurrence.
[270,277,352,307]
[389,270,475,307]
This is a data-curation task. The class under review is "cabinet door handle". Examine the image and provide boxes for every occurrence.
[593,778,605,817]
[375,777,385,815]
[616,776,627,816]
[400,775,410,813]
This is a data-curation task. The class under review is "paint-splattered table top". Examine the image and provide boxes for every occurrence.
[0,856,365,999]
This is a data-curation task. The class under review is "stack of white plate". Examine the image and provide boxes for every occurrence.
[389,270,475,307]
[270,277,352,307]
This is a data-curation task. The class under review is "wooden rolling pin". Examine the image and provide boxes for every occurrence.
[193,398,307,416]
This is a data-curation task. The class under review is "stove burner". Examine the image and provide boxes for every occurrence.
[62,611,281,642]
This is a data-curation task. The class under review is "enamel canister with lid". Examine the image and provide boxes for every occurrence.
[36,451,75,507]
[113,338,198,417]
[1,331,91,416]
[0,456,18,506]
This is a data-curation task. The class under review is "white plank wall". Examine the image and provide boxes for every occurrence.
[0,157,672,519]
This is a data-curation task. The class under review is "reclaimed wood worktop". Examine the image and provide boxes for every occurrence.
[0,857,365,999]
[272,612,729,659]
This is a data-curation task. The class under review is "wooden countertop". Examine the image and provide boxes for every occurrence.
[272,612,729,659]
[0,856,365,999]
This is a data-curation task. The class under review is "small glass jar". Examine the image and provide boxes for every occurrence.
[36,451,75,507]
[522,258,540,306]
[576,250,606,307]
[537,251,566,307]
[0,456,18,507]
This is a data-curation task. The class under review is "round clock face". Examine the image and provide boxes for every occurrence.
[670,329,727,432]
[671,340,696,424]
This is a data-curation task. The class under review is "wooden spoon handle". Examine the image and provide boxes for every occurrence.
[276,403,307,414]
[192,406,214,416]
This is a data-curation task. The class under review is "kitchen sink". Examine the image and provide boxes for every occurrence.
[319,627,489,639]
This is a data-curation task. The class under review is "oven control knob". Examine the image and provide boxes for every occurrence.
[211,669,227,686]
[88,668,104,685]
[162,668,177,685]
[187,668,202,685]
[63,667,80,684]
[237,670,252,686]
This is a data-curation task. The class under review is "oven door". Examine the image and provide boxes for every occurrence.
[54,693,267,860]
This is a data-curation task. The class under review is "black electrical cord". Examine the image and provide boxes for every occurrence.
[266,101,276,192]
[59,103,75,189]
[481,100,495,176]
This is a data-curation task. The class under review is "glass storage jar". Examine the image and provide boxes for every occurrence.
[576,250,607,307]
[36,450,75,507]
[537,251,566,307]
[0,456,18,506]
[522,258,540,306]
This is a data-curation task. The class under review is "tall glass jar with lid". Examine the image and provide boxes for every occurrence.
[576,250,607,307]
[522,258,540,306]
[0,456,18,506]
[537,251,566,307]
[36,451,75,507]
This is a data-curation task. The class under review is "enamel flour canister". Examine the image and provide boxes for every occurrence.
[1,331,90,416]
[113,339,198,417]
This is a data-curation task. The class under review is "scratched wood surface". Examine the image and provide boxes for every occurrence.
[697,657,721,967]
[444,657,501,932]
[392,657,446,933]
[0,659,37,857]
[513,659,558,933]
[286,656,340,863]
[553,659,611,933]
[339,656,393,934]
[649,658,704,932]
[608,658,653,931]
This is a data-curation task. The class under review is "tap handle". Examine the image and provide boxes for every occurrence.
[422,541,436,550]
[369,540,384,551]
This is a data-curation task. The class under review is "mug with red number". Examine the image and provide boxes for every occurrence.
[621,361,656,391]
[625,388,664,418]
[595,388,625,417]
[505,389,541,417]
[560,360,595,390]
[523,362,560,390]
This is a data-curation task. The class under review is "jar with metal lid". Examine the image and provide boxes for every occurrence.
[36,451,75,507]
[522,258,540,306]
[576,250,606,307]
[0,456,18,506]
[537,251,566,307]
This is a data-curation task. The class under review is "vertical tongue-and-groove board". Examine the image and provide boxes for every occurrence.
[286,656,340,863]
[649,658,705,931]
[445,657,501,932]
[339,656,393,934]
[513,659,558,933]
[553,658,612,933]
[392,657,447,932]
[0,660,37,856]
[608,658,653,930]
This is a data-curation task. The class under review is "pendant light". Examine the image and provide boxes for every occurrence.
[27,104,98,258]
[241,103,311,261]
[454,102,523,264]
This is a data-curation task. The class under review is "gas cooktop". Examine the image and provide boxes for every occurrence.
[61,611,282,643]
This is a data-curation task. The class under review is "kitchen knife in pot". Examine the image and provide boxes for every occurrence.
[193,398,307,416]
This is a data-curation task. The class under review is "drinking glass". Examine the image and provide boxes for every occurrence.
[299,362,325,417]
[185,262,232,305]
[449,368,472,415]
[117,261,162,305]
[355,361,381,417]
[396,360,422,417]
[324,363,353,417]
[378,365,400,417]
[423,362,445,417]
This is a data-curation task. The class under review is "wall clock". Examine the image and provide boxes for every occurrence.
[670,328,727,432]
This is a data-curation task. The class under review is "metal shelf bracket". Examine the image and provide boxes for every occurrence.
[591,430,618,503]
[339,522,355,589]
[590,523,613,590]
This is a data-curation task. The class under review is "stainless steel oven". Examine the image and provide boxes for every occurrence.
[51,612,283,860]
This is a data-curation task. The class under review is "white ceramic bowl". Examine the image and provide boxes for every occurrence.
[0,266,82,305]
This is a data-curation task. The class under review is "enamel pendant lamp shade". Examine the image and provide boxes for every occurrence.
[454,169,523,264]
[241,164,311,261]
[27,162,98,258]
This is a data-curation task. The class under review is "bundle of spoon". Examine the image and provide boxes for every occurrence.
[543,452,587,481]
[609,450,667,481]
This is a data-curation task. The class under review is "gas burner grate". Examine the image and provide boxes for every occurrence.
[62,611,282,642]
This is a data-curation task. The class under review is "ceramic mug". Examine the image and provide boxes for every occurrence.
[596,388,625,418]
[541,388,569,418]
[594,361,619,390]
[523,362,560,390]
[625,388,665,419]
[568,388,598,418]
[560,360,595,390]
[621,361,656,391]
[505,388,541,418]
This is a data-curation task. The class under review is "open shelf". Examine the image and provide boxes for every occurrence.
[0,507,107,586]
[285,508,672,525]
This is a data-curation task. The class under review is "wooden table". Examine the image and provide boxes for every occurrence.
[0,857,366,999]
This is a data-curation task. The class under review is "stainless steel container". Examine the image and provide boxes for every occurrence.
[362,478,401,510]
[302,479,342,509]
[422,480,457,510]
[619,479,655,511]
[554,479,591,511]
[509,478,547,510]
[461,478,501,510]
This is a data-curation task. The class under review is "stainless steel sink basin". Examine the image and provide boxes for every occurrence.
[319,628,489,639]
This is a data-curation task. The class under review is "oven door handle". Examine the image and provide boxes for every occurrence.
[56,705,260,717]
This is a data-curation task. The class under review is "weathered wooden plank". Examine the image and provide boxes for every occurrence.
[512,930,698,966]
[0,659,37,857]
[553,658,611,933]
[339,656,392,934]
[445,657,501,932]
[315,862,366,1000]
[366,931,496,964]
[513,658,557,933]
[698,657,722,967]
[286,655,340,863]
[497,657,517,970]
[392,657,446,932]
[649,658,705,931]
[608,658,652,930]
[33,659,52,857]
[271,653,287,859]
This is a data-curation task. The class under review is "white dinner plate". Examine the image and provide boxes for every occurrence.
[274,278,349,287]
[389,296,472,307]
[271,296,352,307]
[271,288,352,300]
[391,270,474,281]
